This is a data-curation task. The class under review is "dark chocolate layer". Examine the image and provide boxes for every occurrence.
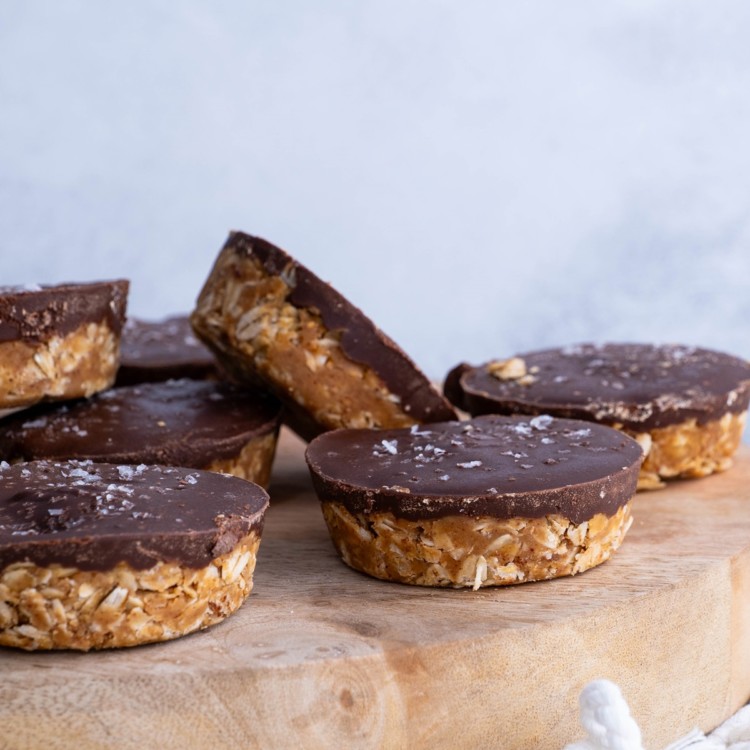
[0,281,129,344]
[0,379,281,467]
[217,232,457,425]
[0,460,268,570]
[116,315,218,386]
[449,344,750,430]
[306,415,643,523]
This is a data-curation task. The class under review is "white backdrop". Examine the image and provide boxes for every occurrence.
[1,1,749,380]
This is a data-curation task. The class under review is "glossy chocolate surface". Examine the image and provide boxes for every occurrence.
[0,379,281,467]
[0,460,268,570]
[448,344,750,430]
[116,315,218,386]
[0,281,128,343]
[220,232,457,425]
[306,415,643,523]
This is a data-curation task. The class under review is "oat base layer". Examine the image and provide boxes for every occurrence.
[321,501,633,589]
[0,532,260,651]
[206,431,278,488]
[0,321,120,409]
[193,251,416,432]
[628,411,746,490]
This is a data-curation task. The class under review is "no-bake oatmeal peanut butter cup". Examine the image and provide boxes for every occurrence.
[0,460,268,650]
[306,414,643,589]
[446,344,750,490]
[191,231,456,440]
[0,379,282,487]
[0,281,128,415]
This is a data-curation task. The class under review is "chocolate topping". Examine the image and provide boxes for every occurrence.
[0,460,268,570]
[220,232,457,424]
[0,281,129,343]
[116,315,218,386]
[449,344,750,430]
[0,379,281,467]
[306,415,643,524]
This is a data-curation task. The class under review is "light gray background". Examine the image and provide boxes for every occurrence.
[2,2,749,380]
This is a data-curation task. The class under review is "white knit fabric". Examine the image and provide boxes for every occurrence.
[564,680,644,750]
[564,681,750,750]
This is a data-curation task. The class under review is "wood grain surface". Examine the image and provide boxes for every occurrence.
[2,430,749,750]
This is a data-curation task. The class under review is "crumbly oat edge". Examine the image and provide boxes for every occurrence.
[320,501,632,589]
[0,532,261,651]
[206,430,279,488]
[0,321,119,408]
[627,411,746,490]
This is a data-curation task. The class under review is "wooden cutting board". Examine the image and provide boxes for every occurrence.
[2,429,750,750]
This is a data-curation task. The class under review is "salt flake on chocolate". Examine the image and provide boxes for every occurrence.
[530,415,553,430]
[380,440,398,455]
[568,428,592,438]
[117,466,135,480]
[513,423,533,437]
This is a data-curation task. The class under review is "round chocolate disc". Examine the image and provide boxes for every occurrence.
[447,344,750,430]
[306,414,643,523]
[0,460,268,570]
[0,379,281,467]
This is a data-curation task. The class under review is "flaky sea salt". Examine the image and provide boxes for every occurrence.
[530,415,553,430]
[117,466,135,480]
[457,461,482,469]
[512,423,533,437]
[68,467,101,482]
[380,439,398,455]
[568,428,591,438]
